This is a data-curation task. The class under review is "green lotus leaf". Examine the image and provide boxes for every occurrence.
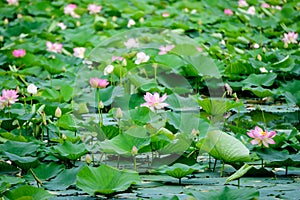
[3,152,40,172]
[0,161,19,175]
[255,149,300,167]
[197,130,250,162]
[226,164,253,183]
[242,86,274,98]
[242,73,277,87]
[51,141,88,161]
[187,186,259,200]
[98,133,151,156]
[0,141,39,156]
[24,162,64,181]
[156,163,199,184]
[150,128,175,151]
[4,185,53,200]
[76,165,140,195]
[44,166,83,190]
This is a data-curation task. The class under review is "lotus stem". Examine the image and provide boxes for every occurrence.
[133,155,137,171]
[238,178,240,189]
[30,168,43,187]
[285,165,288,176]
[220,161,225,177]
[213,159,217,172]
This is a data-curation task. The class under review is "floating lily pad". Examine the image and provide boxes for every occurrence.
[76,165,140,195]
[4,185,53,200]
[186,186,259,200]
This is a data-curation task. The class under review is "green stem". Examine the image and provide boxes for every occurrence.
[133,155,137,171]
[220,161,225,177]
[238,178,240,189]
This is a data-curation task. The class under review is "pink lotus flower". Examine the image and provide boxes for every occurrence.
[112,56,124,62]
[247,126,276,147]
[1,89,19,107]
[12,49,26,58]
[247,6,256,15]
[162,12,170,17]
[57,22,67,30]
[261,2,270,8]
[88,4,102,14]
[135,52,150,64]
[224,9,233,16]
[141,92,169,112]
[73,47,86,59]
[89,78,109,88]
[124,38,139,49]
[46,41,63,53]
[64,4,80,18]
[238,0,248,7]
[7,0,18,6]
[282,32,298,45]
[159,44,175,55]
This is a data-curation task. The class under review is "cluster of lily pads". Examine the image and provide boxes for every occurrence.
[0,0,300,199]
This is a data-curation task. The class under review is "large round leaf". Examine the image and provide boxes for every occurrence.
[51,141,88,161]
[197,130,250,162]
[4,185,53,200]
[98,133,151,156]
[76,165,140,195]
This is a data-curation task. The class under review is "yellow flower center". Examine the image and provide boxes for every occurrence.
[261,131,267,136]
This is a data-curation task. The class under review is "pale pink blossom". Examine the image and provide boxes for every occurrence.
[6,0,18,6]
[247,126,276,147]
[124,38,139,49]
[162,13,170,17]
[159,44,175,55]
[224,9,233,16]
[112,56,124,62]
[135,52,150,64]
[247,6,256,15]
[275,5,282,10]
[64,4,80,18]
[104,64,114,75]
[261,2,270,8]
[12,49,26,58]
[88,4,102,14]
[73,47,86,59]
[238,0,248,7]
[141,92,169,112]
[89,78,109,88]
[57,22,67,30]
[197,47,203,52]
[55,107,62,118]
[27,83,38,95]
[1,89,18,107]
[282,32,298,45]
[131,146,138,155]
[46,41,63,53]
[127,19,136,28]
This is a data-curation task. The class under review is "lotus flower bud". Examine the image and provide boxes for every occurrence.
[116,107,122,119]
[99,101,104,109]
[55,107,62,118]
[131,146,138,155]
[86,154,92,164]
